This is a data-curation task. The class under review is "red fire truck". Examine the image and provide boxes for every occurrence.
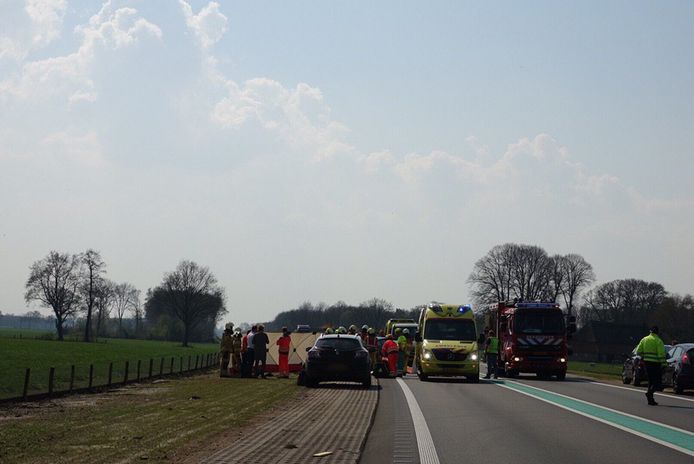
[490,301,576,380]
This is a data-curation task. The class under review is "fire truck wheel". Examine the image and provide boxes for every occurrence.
[556,372,566,380]
[506,370,518,378]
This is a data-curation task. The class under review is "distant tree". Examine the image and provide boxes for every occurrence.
[579,279,666,327]
[94,279,114,338]
[80,249,106,342]
[112,282,138,336]
[25,251,82,340]
[129,289,143,337]
[650,294,694,342]
[558,254,595,317]
[25,310,43,318]
[152,260,226,346]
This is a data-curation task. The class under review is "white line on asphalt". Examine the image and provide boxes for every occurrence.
[396,378,440,464]
[493,381,694,458]
[584,380,694,403]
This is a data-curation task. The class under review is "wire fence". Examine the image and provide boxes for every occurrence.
[2,352,221,403]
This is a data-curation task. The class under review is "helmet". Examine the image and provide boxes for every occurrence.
[403,328,410,335]
[395,328,402,334]
[338,326,347,334]
[368,328,375,335]
[361,325,369,330]
[325,328,334,334]
[225,322,234,331]
[349,325,357,332]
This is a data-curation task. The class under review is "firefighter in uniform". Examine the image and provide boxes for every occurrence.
[366,328,378,368]
[484,329,499,379]
[276,327,292,378]
[219,322,234,377]
[230,330,242,376]
[636,326,667,405]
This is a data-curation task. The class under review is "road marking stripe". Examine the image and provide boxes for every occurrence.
[584,380,694,403]
[493,379,694,457]
[397,378,440,464]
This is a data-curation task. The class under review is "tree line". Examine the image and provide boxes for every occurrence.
[468,243,694,341]
[25,251,226,345]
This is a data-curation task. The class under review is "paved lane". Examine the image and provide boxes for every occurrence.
[361,375,693,464]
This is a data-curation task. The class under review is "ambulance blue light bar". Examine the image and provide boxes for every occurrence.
[516,302,560,309]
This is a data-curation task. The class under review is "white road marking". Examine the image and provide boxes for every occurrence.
[584,380,694,403]
[396,378,440,464]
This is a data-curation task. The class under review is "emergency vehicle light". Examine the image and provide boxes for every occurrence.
[516,302,559,309]
[458,305,471,313]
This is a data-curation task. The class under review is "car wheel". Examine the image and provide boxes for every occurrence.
[306,377,319,388]
[622,369,631,384]
[673,374,684,394]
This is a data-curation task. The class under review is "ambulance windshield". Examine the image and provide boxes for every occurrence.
[423,319,476,341]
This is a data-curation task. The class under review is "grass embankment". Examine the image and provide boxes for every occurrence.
[0,374,301,463]
[0,332,218,399]
[567,361,622,380]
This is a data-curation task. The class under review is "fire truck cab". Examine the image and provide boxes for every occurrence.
[492,301,575,380]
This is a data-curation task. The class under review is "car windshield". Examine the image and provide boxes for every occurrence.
[423,319,476,341]
[315,338,362,350]
[515,311,564,334]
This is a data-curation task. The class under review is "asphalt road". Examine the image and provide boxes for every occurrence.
[360,372,694,464]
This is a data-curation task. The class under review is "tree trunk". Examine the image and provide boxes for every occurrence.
[182,323,190,347]
[56,317,64,341]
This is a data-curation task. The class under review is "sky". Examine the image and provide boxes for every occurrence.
[1,0,693,325]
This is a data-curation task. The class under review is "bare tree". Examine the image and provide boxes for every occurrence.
[157,260,226,346]
[94,279,114,338]
[80,249,106,342]
[467,243,516,309]
[25,251,82,340]
[578,279,665,326]
[558,254,595,317]
[113,282,138,336]
[129,289,143,336]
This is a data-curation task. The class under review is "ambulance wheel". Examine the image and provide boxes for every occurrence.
[418,369,428,381]
[467,375,480,383]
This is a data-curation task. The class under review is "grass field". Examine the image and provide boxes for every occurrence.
[0,333,219,400]
[0,374,301,463]
[567,361,622,379]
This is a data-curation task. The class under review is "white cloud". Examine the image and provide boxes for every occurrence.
[0,0,66,60]
[1,3,162,102]
[179,1,228,48]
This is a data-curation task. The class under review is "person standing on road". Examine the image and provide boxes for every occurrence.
[253,324,270,378]
[636,326,667,406]
[382,334,399,377]
[219,323,234,377]
[360,325,369,343]
[366,328,378,369]
[276,327,292,378]
[484,330,500,379]
[243,325,257,377]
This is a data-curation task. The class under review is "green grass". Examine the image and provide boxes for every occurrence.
[0,337,219,400]
[0,374,301,463]
[567,361,622,379]
[0,328,56,339]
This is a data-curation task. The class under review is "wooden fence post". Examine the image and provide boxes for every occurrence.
[137,360,141,382]
[123,361,129,384]
[188,356,191,371]
[23,368,30,401]
[48,367,55,397]
[179,357,183,374]
[108,362,113,387]
[88,364,94,390]
[69,365,75,393]
[159,358,164,377]
[148,359,153,378]
[195,355,199,370]
[169,357,174,375]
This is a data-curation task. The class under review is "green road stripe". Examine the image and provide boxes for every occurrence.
[493,379,694,456]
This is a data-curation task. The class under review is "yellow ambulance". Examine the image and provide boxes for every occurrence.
[415,303,479,381]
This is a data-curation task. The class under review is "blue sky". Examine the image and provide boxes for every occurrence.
[1,1,693,324]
